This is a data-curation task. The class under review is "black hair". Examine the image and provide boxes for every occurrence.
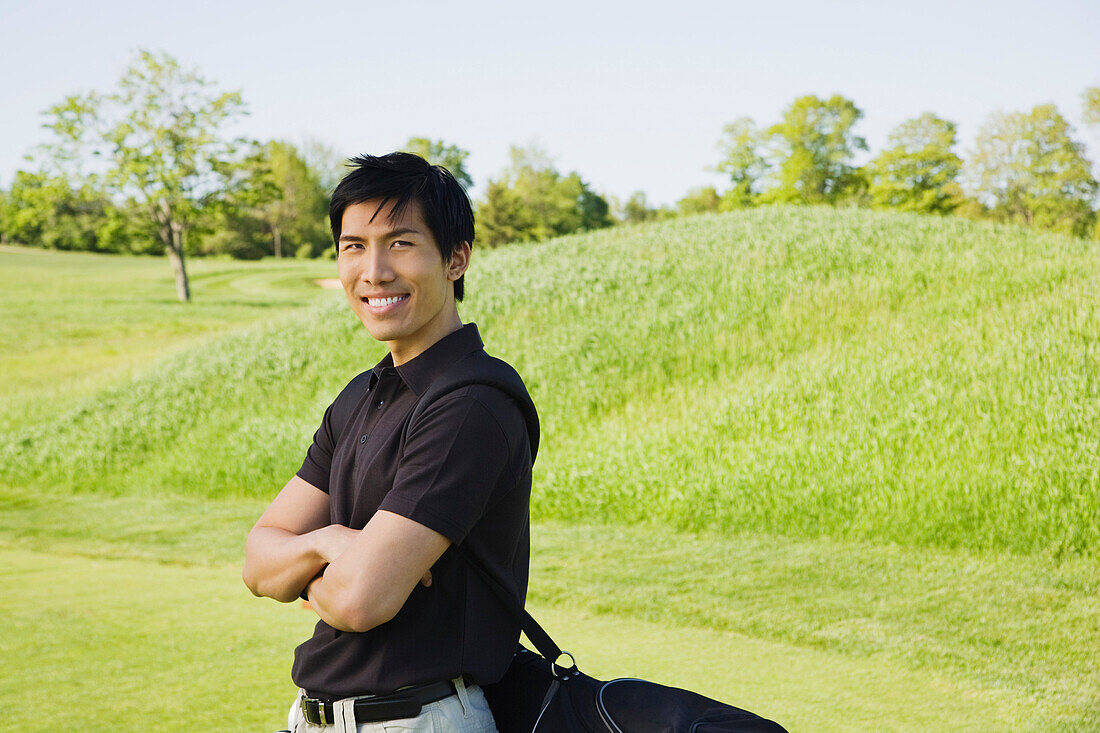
[330,152,475,301]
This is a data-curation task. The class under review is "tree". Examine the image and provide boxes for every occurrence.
[0,170,136,252]
[715,117,765,207]
[618,190,659,223]
[676,186,721,216]
[401,137,473,189]
[195,140,331,259]
[964,104,1097,238]
[760,94,867,204]
[866,113,963,215]
[253,141,329,258]
[476,145,613,247]
[1084,86,1100,127]
[299,138,348,194]
[40,49,248,301]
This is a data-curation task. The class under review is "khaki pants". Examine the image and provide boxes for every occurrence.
[288,677,498,733]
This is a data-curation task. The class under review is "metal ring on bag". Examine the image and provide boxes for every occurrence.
[551,651,578,677]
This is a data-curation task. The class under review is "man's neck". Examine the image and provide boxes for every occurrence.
[388,313,463,367]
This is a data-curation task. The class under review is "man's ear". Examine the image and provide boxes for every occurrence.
[447,242,471,282]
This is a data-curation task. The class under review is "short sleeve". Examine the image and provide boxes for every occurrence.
[296,401,336,493]
[296,371,374,494]
[379,388,524,544]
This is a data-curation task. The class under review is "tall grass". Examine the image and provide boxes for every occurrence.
[3,208,1098,554]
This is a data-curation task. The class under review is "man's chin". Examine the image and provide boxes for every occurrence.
[362,324,399,343]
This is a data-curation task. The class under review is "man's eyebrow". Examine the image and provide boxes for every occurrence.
[384,227,427,238]
[338,227,425,242]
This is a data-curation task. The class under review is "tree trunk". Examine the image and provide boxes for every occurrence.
[166,225,191,302]
[273,225,282,259]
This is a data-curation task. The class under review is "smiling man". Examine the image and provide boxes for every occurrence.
[243,153,535,733]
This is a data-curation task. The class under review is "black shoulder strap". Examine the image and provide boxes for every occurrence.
[329,350,563,663]
[454,545,563,663]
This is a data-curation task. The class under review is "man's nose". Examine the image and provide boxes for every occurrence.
[360,246,394,283]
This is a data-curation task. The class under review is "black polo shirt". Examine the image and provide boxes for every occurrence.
[291,323,532,699]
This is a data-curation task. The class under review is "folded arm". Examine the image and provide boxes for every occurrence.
[303,510,450,632]
[242,475,355,603]
[243,475,449,632]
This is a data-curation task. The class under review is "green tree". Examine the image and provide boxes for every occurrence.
[1081,87,1100,242]
[0,170,132,251]
[1083,86,1100,127]
[618,190,657,223]
[476,180,535,247]
[401,137,473,189]
[299,138,348,194]
[39,49,248,301]
[676,186,721,216]
[866,113,963,214]
[195,140,330,259]
[477,145,612,247]
[965,104,1097,238]
[715,117,765,207]
[760,94,867,204]
[253,141,329,258]
[194,143,276,260]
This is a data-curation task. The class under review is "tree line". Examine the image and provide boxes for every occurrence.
[1,50,1098,302]
[659,92,1100,242]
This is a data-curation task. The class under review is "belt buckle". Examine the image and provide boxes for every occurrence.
[302,696,329,726]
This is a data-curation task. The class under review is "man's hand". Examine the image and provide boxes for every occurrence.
[245,476,441,617]
[243,476,332,603]
[303,510,450,632]
[312,523,360,563]
[306,523,434,591]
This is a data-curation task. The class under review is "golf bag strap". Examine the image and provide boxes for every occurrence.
[454,543,563,662]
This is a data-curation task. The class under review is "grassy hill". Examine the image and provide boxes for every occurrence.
[4,207,1098,555]
[0,245,339,434]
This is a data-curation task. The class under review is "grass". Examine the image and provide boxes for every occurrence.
[4,209,1099,554]
[3,525,1096,732]
[1,490,1096,731]
[2,208,1099,730]
[0,245,338,436]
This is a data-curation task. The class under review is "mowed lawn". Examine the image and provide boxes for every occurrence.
[3,518,1093,733]
[2,207,1099,733]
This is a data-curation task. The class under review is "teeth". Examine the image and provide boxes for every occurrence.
[367,295,406,307]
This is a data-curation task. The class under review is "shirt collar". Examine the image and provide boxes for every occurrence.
[370,323,485,396]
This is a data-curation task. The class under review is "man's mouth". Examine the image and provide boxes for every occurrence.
[364,294,409,307]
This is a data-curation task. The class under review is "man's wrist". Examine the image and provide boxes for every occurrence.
[300,566,326,602]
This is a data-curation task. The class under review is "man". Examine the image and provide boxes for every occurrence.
[243,152,534,732]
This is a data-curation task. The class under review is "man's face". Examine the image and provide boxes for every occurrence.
[337,199,469,365]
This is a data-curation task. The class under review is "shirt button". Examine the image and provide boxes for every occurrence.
[377,400,384,409]
[359,434,368,444]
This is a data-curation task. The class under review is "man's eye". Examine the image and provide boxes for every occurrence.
[392,240,413,248]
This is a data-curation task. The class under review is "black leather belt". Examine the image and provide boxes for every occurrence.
[301,679,459,726]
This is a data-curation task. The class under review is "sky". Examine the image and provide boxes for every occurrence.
[1,0,1098,207]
